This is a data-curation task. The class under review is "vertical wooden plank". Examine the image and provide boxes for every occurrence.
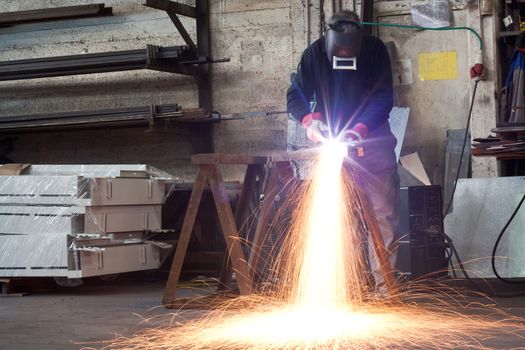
[205,165,253,295]
[217,164,261,290]
[235,164,261,228]
[162,169,207,305]
[248,163,281,280]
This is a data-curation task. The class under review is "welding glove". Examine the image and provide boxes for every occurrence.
[344,122,368,158]
[344,122,368,142]
[302,112,328,144]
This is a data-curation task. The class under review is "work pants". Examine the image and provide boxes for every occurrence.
[345,121,400,295]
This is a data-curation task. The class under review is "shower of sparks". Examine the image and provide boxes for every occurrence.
[88,139,525,350]
[290,139,363,310]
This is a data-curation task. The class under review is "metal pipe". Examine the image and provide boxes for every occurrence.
[0,45,229,81]
[0,105,215,133]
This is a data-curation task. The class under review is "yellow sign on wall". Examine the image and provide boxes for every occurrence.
[418,51,458,81]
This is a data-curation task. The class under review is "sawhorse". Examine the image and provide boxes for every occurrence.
[163,151,397,306]
[248,151,398,297]
[162,153,267,306]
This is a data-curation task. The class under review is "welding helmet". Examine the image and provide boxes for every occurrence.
[325,12,363,70]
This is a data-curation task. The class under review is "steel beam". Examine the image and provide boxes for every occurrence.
[0,105,217,133]
[0,45,198,81]
[196,0,212,112]
[360,0,374,35]
[144,0,197,18]
[0,4,113,27]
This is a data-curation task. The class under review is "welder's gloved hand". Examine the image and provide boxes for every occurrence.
[301,112,328,144]
[344,122,368,158]
[344,122,369,142]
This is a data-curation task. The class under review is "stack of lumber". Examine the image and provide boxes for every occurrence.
[471,126,525,159]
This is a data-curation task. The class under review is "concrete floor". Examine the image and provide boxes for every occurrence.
[0,277,210,350]
[2,276,525,349]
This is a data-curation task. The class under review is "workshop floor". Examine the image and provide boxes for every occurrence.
[0,275,212,350]
[2,276,525,350]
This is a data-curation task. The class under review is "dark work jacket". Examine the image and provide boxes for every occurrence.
[287,35,397,175]
[287,35,394,135]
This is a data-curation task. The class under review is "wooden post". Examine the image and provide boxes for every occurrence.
[205,165,253,295]
[218,164,261,290]
[162,169,207,305]
[248,164,279,280]
[248,161,295,282]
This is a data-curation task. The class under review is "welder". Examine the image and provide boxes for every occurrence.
[287,10,399,296]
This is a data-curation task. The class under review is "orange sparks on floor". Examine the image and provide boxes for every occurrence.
[89,141,525,350]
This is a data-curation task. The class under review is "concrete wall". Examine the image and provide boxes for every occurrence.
[374,0,498,183]
[0,0,499,183]
[0,0,300,181]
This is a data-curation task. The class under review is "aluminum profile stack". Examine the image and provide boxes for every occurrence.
[0,45,195,81]
[0,105,215,133]
[0,164,172,279]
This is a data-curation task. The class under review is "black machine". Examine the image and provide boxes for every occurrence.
[396,186,449,280]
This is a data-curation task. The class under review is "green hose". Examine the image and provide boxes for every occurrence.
[358,21,483,51]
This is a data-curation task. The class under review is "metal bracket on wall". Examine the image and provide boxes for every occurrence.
[145,44,202,76]
[145,0,197,50]
[144,0,215,112]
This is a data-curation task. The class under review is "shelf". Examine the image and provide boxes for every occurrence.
[0,104,217,133]
[0,0,220,152]
[0,45,208,81]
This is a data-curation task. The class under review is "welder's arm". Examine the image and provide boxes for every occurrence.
[287,50,316,123]
[355,42,394,131]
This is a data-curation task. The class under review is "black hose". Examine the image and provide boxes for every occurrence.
[440,81,478,284]
[443,232,478,289]
[439,81,525,297]
[491,194,525,284]
[446,229,525,298]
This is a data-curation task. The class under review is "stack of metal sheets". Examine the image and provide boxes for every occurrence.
[0,164,173,279]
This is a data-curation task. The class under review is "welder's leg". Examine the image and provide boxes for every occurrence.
[362,167,400,295]
[345,121,399,295]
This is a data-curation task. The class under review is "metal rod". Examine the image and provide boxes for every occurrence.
[0,105,216,133]
[0,45,222,80]
[0,4,113,26]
